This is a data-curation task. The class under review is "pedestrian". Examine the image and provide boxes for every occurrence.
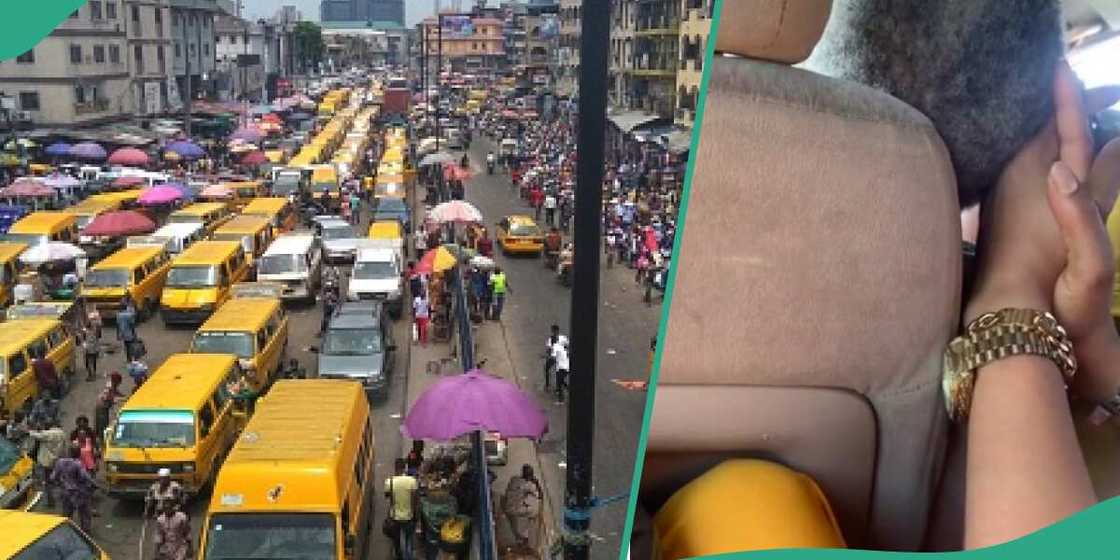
[502,464,544,553]
[86,301,103,340]
[543,324,568,391]
[153,499,193,560]
[413,293,430,346]
[319,286,338,337]
[127,358,150,393]
[414,224,428,256]
[384,457,419,560]
[51,446,96,533]
[477,228,493,257]
[27,419,66,508]
[81,329,100,382]
[489,267,508,321]
[552,338,570,403]
[32,357,62,400]
[71,416,98,474]
[405,440,424,477]
[145,468,185,518]
[116,298,139,361]
[93,373,123,442]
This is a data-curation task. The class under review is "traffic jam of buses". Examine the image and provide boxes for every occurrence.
[0,71,560,560]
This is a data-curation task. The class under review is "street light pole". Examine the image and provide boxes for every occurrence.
[183,10,193,138]
[564,0,609,558]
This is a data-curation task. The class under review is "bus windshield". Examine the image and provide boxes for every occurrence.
[204,513,337,560]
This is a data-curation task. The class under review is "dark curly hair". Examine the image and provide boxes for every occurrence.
[805,0,1066,207]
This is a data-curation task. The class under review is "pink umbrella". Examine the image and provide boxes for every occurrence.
[0,179,53,197]
[138,185,184,205]
[402,369,548,441]
[82,210,156,236]
[240,151,268,166]
[107,147,150,166]
[428,200,483,223]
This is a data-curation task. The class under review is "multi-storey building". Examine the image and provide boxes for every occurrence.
[320,0,404,26]
[418,14,505,73]
[124,0,175,116]
[521,0,559,89]
[608,0,635,110]
[321,22,409,71]
[169,0,220,104]
[557,0,580,97]
[0,0,133,126]
[631,0,679,117]
[675,0,712,125]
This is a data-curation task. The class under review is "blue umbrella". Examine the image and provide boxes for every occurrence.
[164,140,205,160]
[44,142,72,157]
[69,142,107,161]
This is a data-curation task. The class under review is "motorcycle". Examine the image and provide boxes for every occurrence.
[543,247,560,270]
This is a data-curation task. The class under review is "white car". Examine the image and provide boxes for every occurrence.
[348,247,403,318]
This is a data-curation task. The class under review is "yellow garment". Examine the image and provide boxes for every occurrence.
[1107,201,1120,317]
[653,459,846,559]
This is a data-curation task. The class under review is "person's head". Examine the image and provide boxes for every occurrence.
[75,415,89,429]
[395,457,407,474]
[412,440,424,454]
[109,371,122,387]
[157,467,171,486]
[494,267,502,275]
[805,0,1067,206]
[550,324,560,336]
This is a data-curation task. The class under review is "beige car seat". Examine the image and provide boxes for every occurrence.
[638,0,961,552]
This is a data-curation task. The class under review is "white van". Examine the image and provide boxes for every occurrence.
[347,246,403,318]
[143,223,206,255]
[257,234,323,302]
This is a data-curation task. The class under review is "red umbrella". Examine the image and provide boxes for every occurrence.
[82,210,156,236]
[113,176,147,188]
[443,164,472,182]
[261,113,282,124]
[107,147,150,166]
[240,150,268,166]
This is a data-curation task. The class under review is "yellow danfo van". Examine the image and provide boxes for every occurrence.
[210,216,274,276]
[4,212,79,246]
[103,353,246,500]
[0,242,27,307]
[199,380,375,560]
[190,296,289,391]
[0,318,76,414]
[65,198,119,230]
[0,436,35,510]
[82,246,172,319]
[168,202,234,235]
[160,241,250,325]
[0,511,110,559]
[241,197,297,234]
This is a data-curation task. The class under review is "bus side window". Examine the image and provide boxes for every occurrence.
[8,352,27,378]
[220,266,230,287]
[256,329,268,352]
[198,402,215,439]
[47,327,65,348]
[28,338,48,361]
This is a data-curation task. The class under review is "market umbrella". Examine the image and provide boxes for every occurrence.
[261,113,282,124]
[138,185,184,205]
[443,164,472,182]
[69,142,107,161]
[3,138,36,151]
[419,151,455,167]
[42,173,81,190]
[82,210,156,236]
[113,176,147,188]
[200,184,232,198]
[415,246,460,274]
[240,150,268,166]
[0,179,53,197]
[165,140,205,160]
[159,182,195,201]
[428,200,483,224]
[402,368,548,441]
[107,147,150,166]
[230,127,264,142]
[44,142,72,157]
[19,242,85,265]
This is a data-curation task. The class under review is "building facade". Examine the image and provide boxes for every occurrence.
[320,0,404,26]
[609,0,635,110]
[170,0,220,105]
[321,22,409,71]
[675,0,712,126]
[125,0,175,117]
[557,0,580,97]
[0,0,133,126]
[521,1,559,89]
[419,15,505,73]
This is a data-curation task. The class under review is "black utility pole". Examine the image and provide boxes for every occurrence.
[564,0,608,558]
[436,14,443,154]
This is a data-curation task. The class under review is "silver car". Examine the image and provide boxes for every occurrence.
[315,218,359,264]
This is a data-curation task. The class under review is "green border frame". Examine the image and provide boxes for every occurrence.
[0,2,87,61]
[617,0,724,557]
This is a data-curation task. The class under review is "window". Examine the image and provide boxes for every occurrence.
[27,339,48,361]
[107,1,117,19]
[15,49,33,64]
[70,44,82,64]
[189,44,196,56]
[19,92,40,111]
[154,8,162,25]
[47,328,65,348]
[202,43,209,56]
[74,86,86,104]
[219,266,229,286]
[7,353,27,377]
[90,1,102,20]
[157,45,166,73]
[175,43,181,57]
[131,5,139,22]
[134,45,143,73]
[11,522,99,560]
[109,44,120,63]
[94,45,106,63]
[198,403,215,438]
[231,35,237,45]
[256,329,268,351]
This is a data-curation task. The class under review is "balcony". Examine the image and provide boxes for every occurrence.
[635,16,678,35]
[74,99,110,115]
[629,55,676,78]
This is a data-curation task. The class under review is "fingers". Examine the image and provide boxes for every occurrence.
[1047,161,1115,292]
[1089,138,1120,220]
[1055,61,1094,181]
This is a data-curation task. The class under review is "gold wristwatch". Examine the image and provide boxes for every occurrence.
[942,308,1077,423]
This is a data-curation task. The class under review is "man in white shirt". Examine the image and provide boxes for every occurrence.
[551,339,570,403]
[543,325,569,390]
[543,192,558,227]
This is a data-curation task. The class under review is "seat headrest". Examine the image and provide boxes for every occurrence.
[717,0,833,64]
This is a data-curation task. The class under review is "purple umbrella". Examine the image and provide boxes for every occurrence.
[402,368,548,441]
[69,142,107,161]
[230,127,264,142]
[165,140,205,160]
[158,182,194,200]
[42,173,80,189]
[44,142,71,157]
[138,185,184,205]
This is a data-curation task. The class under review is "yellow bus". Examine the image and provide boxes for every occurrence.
[0,318,76,414]
[160,241,250,325]
[0,242,27,307]
[88,188,144,209]
[104,353,245,499]
[65,198,119,230]
[168,202,234,235]
[224,180,268,211]
[210,216,274,275]
[199,380,375,560]
[4,212,79,246]
[0,511,109,559]
[241,197,297,234]
[81,246,172,319]
[190,296,289,391]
